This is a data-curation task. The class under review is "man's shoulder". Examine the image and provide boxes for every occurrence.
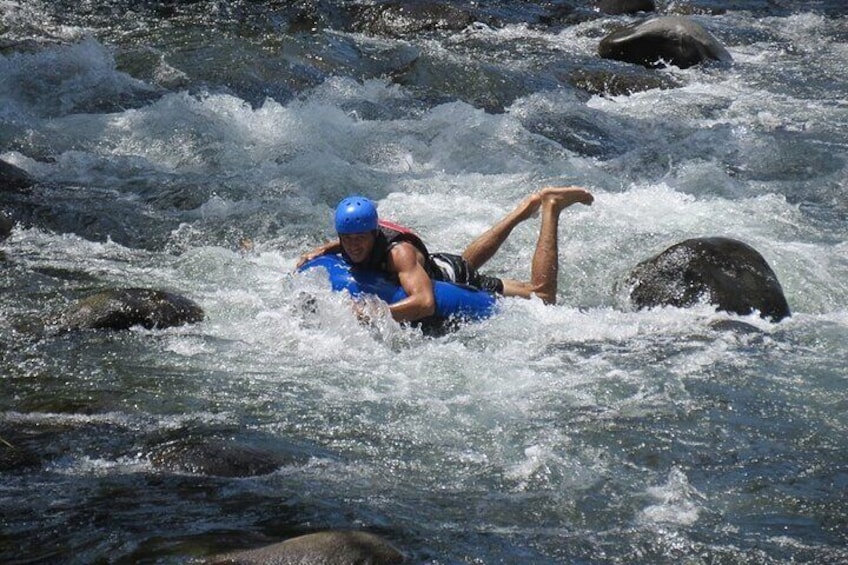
[388,239,423,256]
[387,240,426,269]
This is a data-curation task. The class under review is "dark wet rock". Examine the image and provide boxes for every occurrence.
[390,54,535,114]
[0,420,106,471]
[708,319,762,334]
[598,16,732,69]
[0,38,65,55]
[569,67,680,97]
[662,1,808,17]
[535,3,583,27]
[58,288,204,331]
[625,237,790,322]
[596,0,655,15]
[0,430,42,472]
[4,179,202,250]
[208,531,405,564]
[349,1,474,37]
[0,159,34,192]
[149,438,292,478]
[517,103,628,158]
[1,211,12,241]
[665,3,727,16]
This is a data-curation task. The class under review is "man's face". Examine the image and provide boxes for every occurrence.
[339,231,376,264]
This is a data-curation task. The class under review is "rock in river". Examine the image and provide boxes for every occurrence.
[625,237,790,321]
[59,288,204,331]
[598,16,732,69]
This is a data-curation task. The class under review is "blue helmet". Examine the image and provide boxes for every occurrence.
[334,196,378,234]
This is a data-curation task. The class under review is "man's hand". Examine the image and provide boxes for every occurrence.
[295,239,342,270]
[296,249,322,269]
[352,296,391,325]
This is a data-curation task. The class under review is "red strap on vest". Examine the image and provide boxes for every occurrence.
[378,219,416,235]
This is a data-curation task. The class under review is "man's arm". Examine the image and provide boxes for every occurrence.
[386,242,436,322]
[296,239,342,269]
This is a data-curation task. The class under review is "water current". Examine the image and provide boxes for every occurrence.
[1,1,847,563]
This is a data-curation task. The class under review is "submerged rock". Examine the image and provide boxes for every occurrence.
[349,1,474,37]
[596,0,656,15]
[208,531,405,564]
[570,67,680,96]
[1,211,12,241]
[0,429,42,472]
[0,419,106,472]
[598,16,732,69]
[59,288,204,331]
[625,237,790,322]
[708,318,762,334]
[149,438,291,478]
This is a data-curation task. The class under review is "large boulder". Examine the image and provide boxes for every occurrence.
[598,16,732,69]
[208,531,405,564]
[58,288,204,331]
[625,237,790,321]
[0,159,34,192]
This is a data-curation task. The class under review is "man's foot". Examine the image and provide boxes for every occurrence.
[540,186,594,211]
[512,192,543,222]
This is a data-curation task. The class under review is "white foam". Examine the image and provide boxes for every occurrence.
[639,468,703,527]
[0,37,152,120]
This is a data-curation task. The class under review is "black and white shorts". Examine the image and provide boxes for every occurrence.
[430,253,504,294]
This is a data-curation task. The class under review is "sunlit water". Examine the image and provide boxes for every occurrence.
[2,1,847,563]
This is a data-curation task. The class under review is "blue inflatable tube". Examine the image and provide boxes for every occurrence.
[299,254,498,321]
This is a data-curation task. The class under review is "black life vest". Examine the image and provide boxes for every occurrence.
[342,219,444,282]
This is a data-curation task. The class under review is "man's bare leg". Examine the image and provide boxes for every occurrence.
[501,186,593,305]
[461,192,542,270]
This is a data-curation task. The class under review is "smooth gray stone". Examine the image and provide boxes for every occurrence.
[626,237,790,321]
[208,531,405,564]
[59,288,204,330]
[599,16,732,69]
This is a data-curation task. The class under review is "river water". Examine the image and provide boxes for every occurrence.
[2,1,847,563]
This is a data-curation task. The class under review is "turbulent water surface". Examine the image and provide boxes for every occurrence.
[2,1,847,563]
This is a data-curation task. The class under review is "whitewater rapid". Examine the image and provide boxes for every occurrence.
[2,1,847,563]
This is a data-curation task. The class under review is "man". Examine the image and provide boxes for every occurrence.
[297,186,594,323]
